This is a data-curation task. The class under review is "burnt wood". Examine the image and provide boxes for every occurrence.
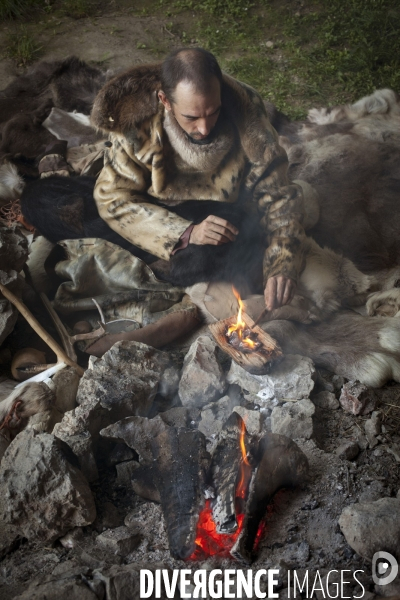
[230,433,309,564]
[151,427,210,560]
[210,413,251,534]
[209,311,283,375]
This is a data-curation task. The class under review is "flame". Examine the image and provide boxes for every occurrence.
[227,287,257,349]
[189,419,262,561]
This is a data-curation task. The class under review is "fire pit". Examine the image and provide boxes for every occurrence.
[209,289,282,375]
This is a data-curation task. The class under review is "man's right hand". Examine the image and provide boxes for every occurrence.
[189,215,239,245]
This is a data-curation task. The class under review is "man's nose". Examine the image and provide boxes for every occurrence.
[197,119,211,136]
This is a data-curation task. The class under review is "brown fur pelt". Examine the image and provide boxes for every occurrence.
[0,56,108,169]
[275,89,400,273]
[263,311,400,387]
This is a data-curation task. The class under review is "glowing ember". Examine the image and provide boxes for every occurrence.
[189,420,264,561]
[226,288,262,353]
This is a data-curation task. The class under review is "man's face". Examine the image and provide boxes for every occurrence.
[159,77,221,143]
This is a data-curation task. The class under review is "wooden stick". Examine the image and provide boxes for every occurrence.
[0,283,84,376]
[251,308,269,329]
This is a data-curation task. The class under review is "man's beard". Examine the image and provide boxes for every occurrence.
[171,109,219,145]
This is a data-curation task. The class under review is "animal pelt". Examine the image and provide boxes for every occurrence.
[274,89,400,274]
[263,311,400,387]
[0,162,25,203]
[0,381,54,435]
[0,56,108,168]
[19,175,156,263]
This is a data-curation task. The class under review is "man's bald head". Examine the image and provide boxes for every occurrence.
[161,47,223,103]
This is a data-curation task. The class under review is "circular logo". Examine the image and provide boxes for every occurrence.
[372,551,398,586]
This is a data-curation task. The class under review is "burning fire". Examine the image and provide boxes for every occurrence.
[226,288,258,351]
[189,419,264,560]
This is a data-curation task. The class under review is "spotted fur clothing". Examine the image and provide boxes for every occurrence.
[91,63,305,283]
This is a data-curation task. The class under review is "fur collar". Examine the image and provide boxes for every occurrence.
[163,108,235,172]
[90,62,278,164]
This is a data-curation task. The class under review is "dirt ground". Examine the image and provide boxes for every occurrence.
[0,4,196,90]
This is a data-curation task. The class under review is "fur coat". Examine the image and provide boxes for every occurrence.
[90,63,305,283]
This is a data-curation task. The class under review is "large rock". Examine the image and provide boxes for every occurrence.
[227,354,315,403]
[271,399,315,440]
[179,335,226,408]
[54,341,171,477]
[0,430,96,543]
[339,497,400,560]
[198,395,238,438]
[77,341,169,418]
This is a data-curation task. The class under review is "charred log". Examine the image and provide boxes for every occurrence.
[231,433,309,564]
[151,428,209,560]
[210,413,251,534]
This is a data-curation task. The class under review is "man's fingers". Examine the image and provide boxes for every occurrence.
[206,215,239,236]
[264,277,277,310]
[207,223,236,242]
[282,279,295,305]
[276,277,286,306]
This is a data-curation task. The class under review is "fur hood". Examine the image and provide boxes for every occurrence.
[90,62,279,164]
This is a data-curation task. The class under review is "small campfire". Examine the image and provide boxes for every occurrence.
[209,288,283,375]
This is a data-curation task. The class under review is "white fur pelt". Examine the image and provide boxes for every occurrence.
[0,162,25,204]
[26,235,55,294]
[307,89,400,125]
[0,382,54,432]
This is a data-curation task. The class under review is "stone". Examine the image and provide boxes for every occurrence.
[312,391,339,410]
[12,567,98,600]
[233,405,261,435]
[160,406,199,428]
[384,443,400,462]
[116,460,140,487]
[59,527,83,549]
[271,399,315,440]
[96,525,142,556]
[0,520,21,560]
[365,411,382,447]
[107,442,137,466]
[53,428,98,482]
[339,497,400,560]
[100,415,167,464]
[359,481,385,503]
[198,395,237,438]
[335,440,360,461]
[158,364,180,401]
[339,381,377,415]
[0,430,96,543]
[54,341,170,476]
[77,341,168,419]
[92,563,173,600]
[227,354,315,403]
[179,336,227,408]
[52,367,80,414]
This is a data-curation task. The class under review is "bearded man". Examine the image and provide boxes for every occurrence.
[90,47,305,311]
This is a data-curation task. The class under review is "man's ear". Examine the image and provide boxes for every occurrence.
[158,90,172,112]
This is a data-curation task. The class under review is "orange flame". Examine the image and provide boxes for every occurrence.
[227,287,257,349]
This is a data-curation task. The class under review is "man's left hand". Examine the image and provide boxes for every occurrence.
[264,276,296,310]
